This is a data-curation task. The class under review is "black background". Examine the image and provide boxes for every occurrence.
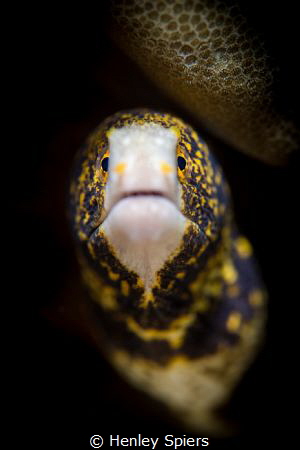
[14,1,299,448]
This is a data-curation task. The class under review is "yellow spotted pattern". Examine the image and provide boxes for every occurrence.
[69,109,267,434]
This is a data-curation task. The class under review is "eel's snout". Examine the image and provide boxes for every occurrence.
[103,124,182,218]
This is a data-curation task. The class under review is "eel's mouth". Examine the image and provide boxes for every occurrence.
[100,188,180,231]
[100,188,185,243]
[120,190,164,198]
[107,189,177,214]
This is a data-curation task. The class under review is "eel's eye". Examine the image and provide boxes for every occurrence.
[177,156,186,171]
[101,157,109,172]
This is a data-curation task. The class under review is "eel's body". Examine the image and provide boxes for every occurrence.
[69,110,266,433]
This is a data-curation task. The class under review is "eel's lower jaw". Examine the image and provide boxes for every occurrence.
[99,193,188,290]
[100,192,186,242]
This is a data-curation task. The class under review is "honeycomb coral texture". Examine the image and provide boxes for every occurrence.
[110,0,299,164]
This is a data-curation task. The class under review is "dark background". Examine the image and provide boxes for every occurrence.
[15,2,298,448]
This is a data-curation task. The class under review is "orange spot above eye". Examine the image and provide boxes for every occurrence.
[160,162,174,174]
[113,163,127,174]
